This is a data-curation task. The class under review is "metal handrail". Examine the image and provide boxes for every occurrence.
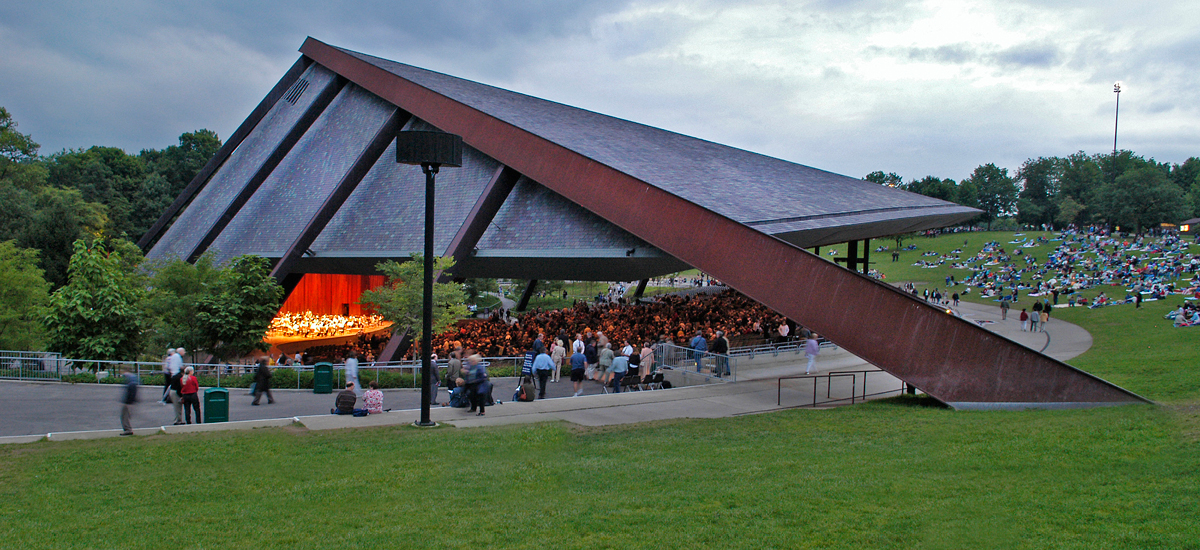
[776,370,907,408]
[654,343,738,381]
[0,351,531,389]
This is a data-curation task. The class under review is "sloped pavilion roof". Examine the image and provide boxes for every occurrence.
[140,38,1147,409]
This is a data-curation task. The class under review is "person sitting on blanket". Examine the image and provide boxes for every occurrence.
[447,378,470,408]
[363,380,384,414]
[331,382,368,415]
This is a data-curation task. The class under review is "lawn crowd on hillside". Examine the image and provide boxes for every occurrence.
[900,226,1200,320]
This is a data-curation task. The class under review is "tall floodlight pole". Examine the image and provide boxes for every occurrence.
[1112,82,1122,155]
[395,130,463,427]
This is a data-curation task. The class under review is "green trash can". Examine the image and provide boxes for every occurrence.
[203,387,229,423]
[313,362,333,394]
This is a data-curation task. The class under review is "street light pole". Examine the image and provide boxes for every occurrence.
[395,131,463,427]
[1112,81,1122,155]
[420,161,437,425]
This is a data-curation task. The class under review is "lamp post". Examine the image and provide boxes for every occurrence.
[1112,81,1122,155]
[395,130,463,427]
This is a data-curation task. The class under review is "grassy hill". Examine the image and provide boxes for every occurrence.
[2,231,1198,549]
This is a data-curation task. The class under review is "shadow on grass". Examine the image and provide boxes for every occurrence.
[866,394,949,409]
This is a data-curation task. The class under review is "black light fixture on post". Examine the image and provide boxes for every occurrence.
[395,130,463,427]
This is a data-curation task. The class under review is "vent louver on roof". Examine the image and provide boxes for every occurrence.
[283,79,310,105]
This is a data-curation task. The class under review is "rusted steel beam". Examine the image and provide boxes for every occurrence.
[139,56,314,252]
[301,39,1148,407]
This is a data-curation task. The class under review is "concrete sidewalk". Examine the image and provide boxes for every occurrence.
[0,299,1095,444]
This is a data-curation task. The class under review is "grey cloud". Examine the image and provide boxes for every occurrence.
[905,43,979,64]
[992,42,1061,68]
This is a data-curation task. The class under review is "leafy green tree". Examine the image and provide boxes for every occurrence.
[1092,166,1189,232]
[0,241,51,350]
[140,129,221,190]
[194,255,283,362]
[1170,158,1200,218]
[42,239,144,362]
[462,278,498,306]
[46,146,145,239]
[955,177,981,211]
[864,171,903,188]
[1015,157,1060,227]
[964,163,1018,230]
[143,254,220,355]
[361,254,468,341]
[1170,158,1200,190]
[18,186,106,288]
[1055,197,1086,228]
[0,107,40,181]
[908,175,958,202]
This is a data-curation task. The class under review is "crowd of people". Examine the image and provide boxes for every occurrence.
[910,228,1199,309]
[419,289,793,359]
[266,312,389,339]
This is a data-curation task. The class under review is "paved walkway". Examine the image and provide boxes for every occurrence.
[0,299,1093,444]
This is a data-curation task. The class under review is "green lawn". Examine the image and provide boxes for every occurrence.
[2,402,1196,549]
[3,232,1199,548]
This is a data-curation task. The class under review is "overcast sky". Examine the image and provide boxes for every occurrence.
[1,0,1196,181]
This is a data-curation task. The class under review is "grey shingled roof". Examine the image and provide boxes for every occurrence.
[337,46,977,230]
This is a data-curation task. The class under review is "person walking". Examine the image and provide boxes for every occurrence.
[608,353,629,393]
[1019,309,1030,331]
[804,332,820,375]
[532,350,554,399]
[179,366,202,424]
[550,339,565,383]
[160,349,176,404]
[710,330,730,377]
[598,343,615,385]
[167,351,185,425]
[1040,309,1049,332]
[638,341,655,377]
[119,366,138,436]
[465,354,490,416]
[570,350,586,397]
[251,358,275,405]
[344,350,361,398]
[690,330,707,372]
[1000,299,1010,320]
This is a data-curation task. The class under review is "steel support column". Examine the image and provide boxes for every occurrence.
[516,279,538,312]
[862,238,870,274]
[633,278,649,299]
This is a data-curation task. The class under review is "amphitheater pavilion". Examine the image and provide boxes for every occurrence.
[140,37,1147,410]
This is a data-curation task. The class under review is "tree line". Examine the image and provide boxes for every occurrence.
[0,106,285,359]
[1,106,220,288]
[865,151,1200,232]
